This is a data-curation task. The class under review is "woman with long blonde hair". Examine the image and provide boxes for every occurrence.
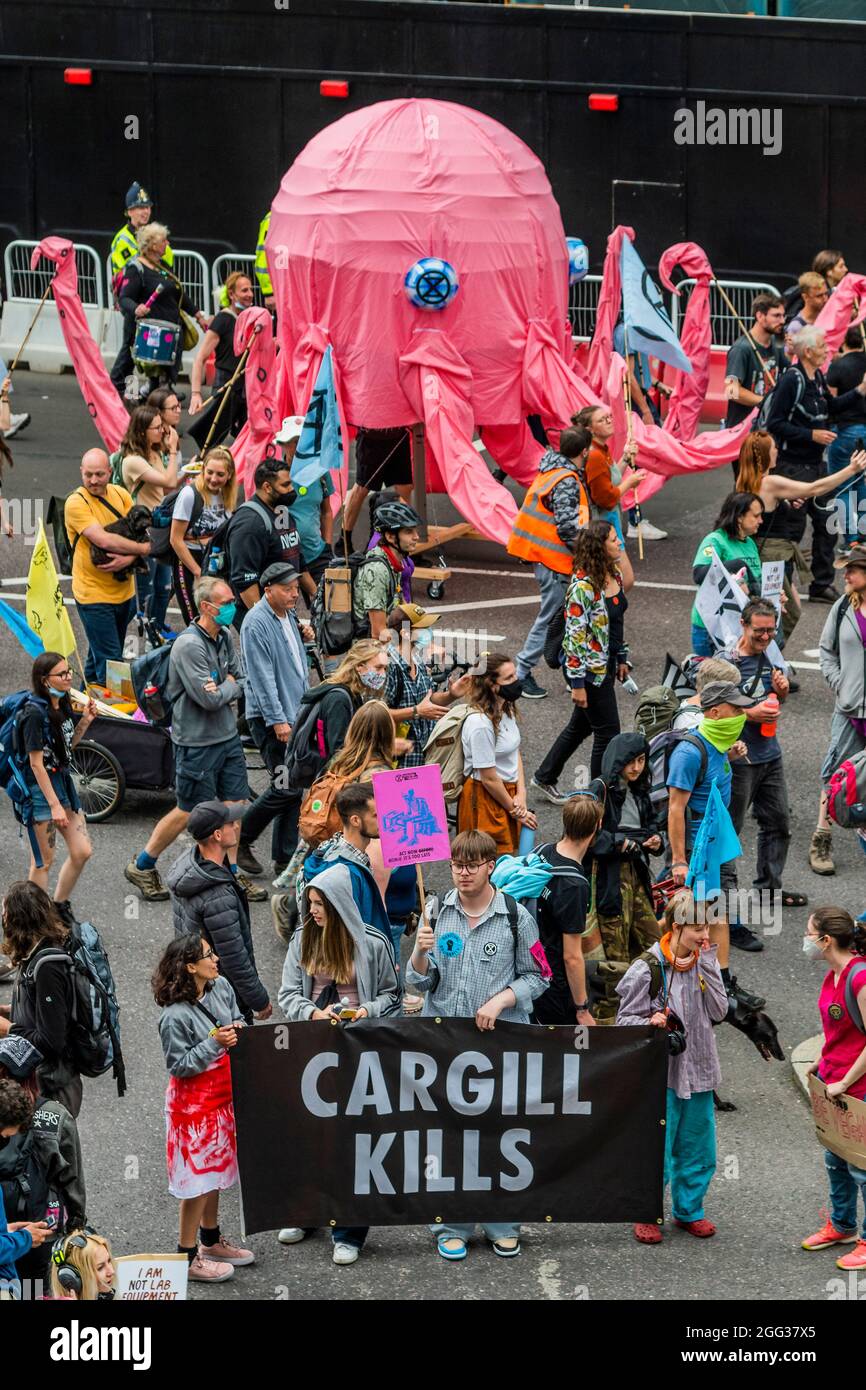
[277,865,400,1265]
[169,445,238,623]
[327,700,395,781]
[736,429,866,645]
[49,1228,117,1300]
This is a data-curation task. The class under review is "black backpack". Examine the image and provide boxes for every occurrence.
[130,641,175,727]
[311,551,398,657]
[0,1127,50,1223]
[756,365,805,435]
[147,485,205,561]
[284,682,355,790]
[200,494,280,581]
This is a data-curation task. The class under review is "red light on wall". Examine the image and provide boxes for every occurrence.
[64,68,93,86]
[588,93,619,113]
[320,80,349,99]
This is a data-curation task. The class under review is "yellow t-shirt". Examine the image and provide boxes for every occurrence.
[65,485,136,605]
[121,452,172,512]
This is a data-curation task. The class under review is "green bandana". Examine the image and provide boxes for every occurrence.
[698,714,747,753]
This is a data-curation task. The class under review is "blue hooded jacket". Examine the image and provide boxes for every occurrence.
[300,838,394,956]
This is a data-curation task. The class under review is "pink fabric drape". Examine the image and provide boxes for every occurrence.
[607,353,756,504]
[586,226,633,396]
[814,273,866,358]
[523,318,601,440]
[399,331,517,545]
[30,237,129,452]
[479,421,542,487]
[658,243,714,442]
[230,308,278,492]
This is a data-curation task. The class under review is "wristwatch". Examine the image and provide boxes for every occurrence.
[575,1001,590,1013]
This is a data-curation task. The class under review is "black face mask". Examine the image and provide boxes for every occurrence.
[497,679,524,703]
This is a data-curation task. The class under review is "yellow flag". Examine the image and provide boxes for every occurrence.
[27,519,76,658]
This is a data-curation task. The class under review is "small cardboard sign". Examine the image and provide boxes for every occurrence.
[761,560,785,615]
[114,1253,189,1301]
[809,1075,866,1169]
[371,764,451,869]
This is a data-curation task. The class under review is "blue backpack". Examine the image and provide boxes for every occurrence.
[0,692,49,866]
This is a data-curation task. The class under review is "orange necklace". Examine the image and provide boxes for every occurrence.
[659,931,698,972]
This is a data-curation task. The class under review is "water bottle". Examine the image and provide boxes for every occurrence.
[518,823,535,856]
[759,692,779,738]
[621,675,640,695]
[143,682,166,724]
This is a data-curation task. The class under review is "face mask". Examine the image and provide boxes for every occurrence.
[46,682,68,696]
[213,601,237,627]
[497,678,524,703]
[412,629,433,651]
[698,714,747,752]
[360,668,387,691]
[233,301,246,310]
[802,935,825,961]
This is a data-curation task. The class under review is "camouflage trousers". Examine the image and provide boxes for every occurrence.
[586,860,661,1022]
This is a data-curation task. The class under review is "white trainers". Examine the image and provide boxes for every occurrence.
[333,1242,361,1265]
[278,1227,307,1244]
[188,1253,234,1282]
[3,412,31,440]
[627,521,667,540]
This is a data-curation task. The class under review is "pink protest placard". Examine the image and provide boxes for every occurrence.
[371,765,451,869]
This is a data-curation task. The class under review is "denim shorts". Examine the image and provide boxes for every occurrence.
[28,770,81,823]
[174,737,250,812]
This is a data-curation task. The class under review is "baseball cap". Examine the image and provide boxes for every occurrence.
[261,562,300,587]
[698,680,760,711]
[187,800,233,841]
[834,546,866,570]
[274,415,305,446]
[393,601,439,629]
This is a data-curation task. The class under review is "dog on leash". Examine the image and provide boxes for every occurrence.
[89,504,153,582]
[713,1003,784,1111]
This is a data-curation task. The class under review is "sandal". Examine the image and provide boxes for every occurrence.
[490,1237,521,1258]
[436,1236,468,1261]
[780,890,808,907]
[634,1222,663,1244]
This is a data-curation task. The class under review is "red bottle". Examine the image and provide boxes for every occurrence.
[760,693,779,738]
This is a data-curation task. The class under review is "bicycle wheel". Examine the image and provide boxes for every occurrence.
[69,739,126,822]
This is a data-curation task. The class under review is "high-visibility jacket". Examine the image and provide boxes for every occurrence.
[506,465,589,575]
[109,223,174,278]
[255,211,272,297]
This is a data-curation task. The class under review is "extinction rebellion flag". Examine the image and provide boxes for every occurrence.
[231,1019,667,1231]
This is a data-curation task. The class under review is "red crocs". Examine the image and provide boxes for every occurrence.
[674,1218,717,1238]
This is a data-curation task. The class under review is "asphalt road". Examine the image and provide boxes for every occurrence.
[0,371,860,1304]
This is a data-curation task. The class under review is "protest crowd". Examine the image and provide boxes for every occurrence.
[3,210,866,1302]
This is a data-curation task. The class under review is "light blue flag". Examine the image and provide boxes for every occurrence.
[291,346,343,490]
[686,778,741,901]
[0,598,44,659]
[620,237,692,374]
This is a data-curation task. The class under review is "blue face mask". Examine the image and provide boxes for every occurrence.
[412,628,433,651]
[233,301,246,311]
[46,682,68,696]
[214,601,237,627]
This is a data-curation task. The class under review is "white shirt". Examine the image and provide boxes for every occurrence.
[462,710,521,784]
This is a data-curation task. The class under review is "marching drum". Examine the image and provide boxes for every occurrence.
[132,318,180,369]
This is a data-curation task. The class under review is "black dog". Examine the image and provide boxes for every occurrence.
[90,504,153,582]
[713,1004,784,1111]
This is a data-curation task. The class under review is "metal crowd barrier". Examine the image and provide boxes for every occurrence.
[669,278,782,351]
[5,238,104,308]
[1,239,105,370]
[211,253,265,309]
[568,274,602,341]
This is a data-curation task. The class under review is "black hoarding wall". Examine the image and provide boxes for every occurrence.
[1,0,865,280]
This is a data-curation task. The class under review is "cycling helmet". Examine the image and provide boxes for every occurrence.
[374,501,423,534]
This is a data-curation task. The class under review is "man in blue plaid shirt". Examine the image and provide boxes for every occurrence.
[383,602,471,766]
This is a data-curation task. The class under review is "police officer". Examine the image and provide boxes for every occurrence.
[109,183,175,394]
[254,210,275,309]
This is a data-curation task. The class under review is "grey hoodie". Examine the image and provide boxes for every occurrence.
[167,844,268,1018]
[166,621,244,747]
[278,863,401,1022]
[158,975,241,1078]
[819,596,866,719]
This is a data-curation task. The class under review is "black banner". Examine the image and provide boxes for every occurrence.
[230,1019,667,1232]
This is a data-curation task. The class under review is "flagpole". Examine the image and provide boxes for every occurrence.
[622,324,644,562]
[197,325,260,457]
[7,276,56,378]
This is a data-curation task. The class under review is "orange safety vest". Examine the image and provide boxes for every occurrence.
[507,465,589,575]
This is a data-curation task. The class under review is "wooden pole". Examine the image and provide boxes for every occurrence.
[411,422,428,542]
[198,326,260,455]
[415,863,427,928]
[7,278,55,377]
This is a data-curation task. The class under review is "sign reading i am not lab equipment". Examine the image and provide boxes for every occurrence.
[231,1018,666,1231]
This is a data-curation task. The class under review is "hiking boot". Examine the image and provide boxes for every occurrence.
[809,586,839,604]
[236,871,268,902]
[124,860,169,901]
[188,1253,234,1283]
[520,675,548,700]
[530,775,571,805]
[236,842,264,876]
[271,893,295,944]
[729,924,764,953]
[725,974,766,1012]
[809,829,835,876]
